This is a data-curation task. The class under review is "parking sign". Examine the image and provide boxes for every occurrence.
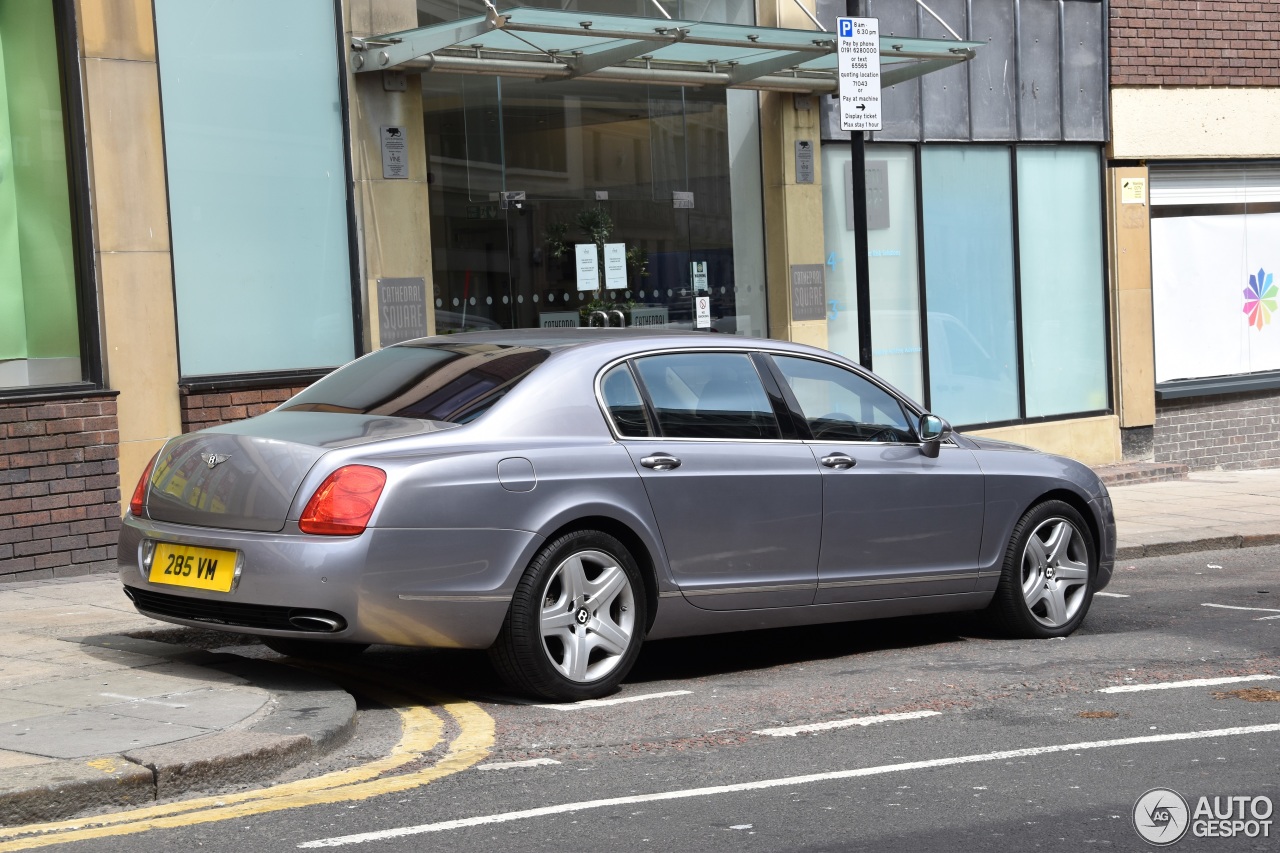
[837,17,881,132]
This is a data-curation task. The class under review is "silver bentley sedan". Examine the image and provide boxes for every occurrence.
[119,330,1116,701]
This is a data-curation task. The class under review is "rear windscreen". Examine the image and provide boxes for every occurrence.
[280,344,550,424]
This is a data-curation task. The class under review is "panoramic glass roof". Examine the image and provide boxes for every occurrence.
[352,5,981,93]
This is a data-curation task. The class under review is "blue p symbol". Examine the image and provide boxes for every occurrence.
[838,19,853,37]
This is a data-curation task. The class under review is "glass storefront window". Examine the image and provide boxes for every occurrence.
[155,0,354,378]
[921,146,1020,426]
[1017,147,1108,416]
[822,144,923,402]
[424,76,762,335]
[420,0,765,337]
[0,3,81,390]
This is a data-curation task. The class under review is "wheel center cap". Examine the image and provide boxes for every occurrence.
[575,607,590,626]
[1046,566,1056,580]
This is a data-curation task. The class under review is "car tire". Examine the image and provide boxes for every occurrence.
[489,529,647,702]
[988,500,1096,639]
[261,637,370,660]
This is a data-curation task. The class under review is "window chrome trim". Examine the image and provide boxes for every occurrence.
[593,345,957,447]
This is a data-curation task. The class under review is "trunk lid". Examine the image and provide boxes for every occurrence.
[145,411,453,532]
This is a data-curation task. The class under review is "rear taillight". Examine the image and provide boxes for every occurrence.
[129,451,160,518]
[299,465,387,536]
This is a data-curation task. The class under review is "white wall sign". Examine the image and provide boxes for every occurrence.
[691,261,710,294]
[695,296,711,329]
[1152,211,1280,382]
[575,243,599,291]
[604,243,627,290]
[837,17,882,133]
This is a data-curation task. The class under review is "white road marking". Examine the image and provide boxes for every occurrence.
[1095,592,1129,598]
[1097,674,1277,693]
[754,710,940,737]
[298,723,1280,848]
[534,690,693,710]
[1202,603,1280,614]
[475,758,561,771]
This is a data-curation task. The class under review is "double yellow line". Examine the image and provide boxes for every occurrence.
[0,675,494,851]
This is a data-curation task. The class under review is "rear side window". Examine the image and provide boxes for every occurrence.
[600,364,652,437]
[281,344,550,423]
[633,352,781,440]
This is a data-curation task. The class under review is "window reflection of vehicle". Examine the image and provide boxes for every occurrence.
[925,311,1017,422]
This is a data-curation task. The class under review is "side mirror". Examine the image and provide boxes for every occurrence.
[918,413,952,458]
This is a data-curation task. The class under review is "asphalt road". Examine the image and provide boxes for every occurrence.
[12,544,1280,853]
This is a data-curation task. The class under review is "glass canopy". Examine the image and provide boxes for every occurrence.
[352,5,981,93]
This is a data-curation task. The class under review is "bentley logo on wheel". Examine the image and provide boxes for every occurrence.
[575,608,590,626]
[200,452,231,470]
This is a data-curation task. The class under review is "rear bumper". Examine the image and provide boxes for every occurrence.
[118,515,539,649]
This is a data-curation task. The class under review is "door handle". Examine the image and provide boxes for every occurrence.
[820,453,856,470]
[640,453,682,471]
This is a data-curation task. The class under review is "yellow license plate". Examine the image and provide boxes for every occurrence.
[149,543,238,593]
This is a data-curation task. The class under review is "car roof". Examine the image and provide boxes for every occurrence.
[393,328,831,360]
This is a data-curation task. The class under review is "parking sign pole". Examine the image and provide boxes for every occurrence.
[838,4,879,370]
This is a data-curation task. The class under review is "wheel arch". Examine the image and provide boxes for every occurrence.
[1027,488,1101,568]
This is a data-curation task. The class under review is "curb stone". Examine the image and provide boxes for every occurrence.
[1115,532,1280,561]
[0,651,357,827]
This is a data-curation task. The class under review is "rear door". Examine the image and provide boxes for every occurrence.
[603,352,822,611]
[765,354,985,604]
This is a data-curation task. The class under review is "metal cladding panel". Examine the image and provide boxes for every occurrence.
[920,0,970,141]
[867,0,922,141]
[1061,0,1106,141]
[1016,0,1063,140]
[968,0,1017,140]
[816,0,845,141]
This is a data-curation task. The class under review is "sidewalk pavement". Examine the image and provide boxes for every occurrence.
[1,467,1279,826]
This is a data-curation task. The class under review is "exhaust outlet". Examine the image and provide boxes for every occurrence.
[287,613,344,632]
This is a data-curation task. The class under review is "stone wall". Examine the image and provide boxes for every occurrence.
[1154,389,1280,471]
[0,392,122,581]
[179,385,312,434]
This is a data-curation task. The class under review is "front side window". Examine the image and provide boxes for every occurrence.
[773,355,913,442]
[281,344,549,423]
[632,352,780,440]
[0,3,82,390]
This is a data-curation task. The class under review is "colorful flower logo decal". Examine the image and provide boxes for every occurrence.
[1243,268,1277,330]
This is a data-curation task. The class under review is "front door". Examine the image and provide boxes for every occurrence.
[767,354,986,604]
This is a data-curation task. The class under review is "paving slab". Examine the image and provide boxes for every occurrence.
[0,575,359,827]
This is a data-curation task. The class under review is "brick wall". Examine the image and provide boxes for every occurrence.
[1111,0,1280,86]
[0,393,122,582]
[1154,388,1280,471]
[179,385,312,433]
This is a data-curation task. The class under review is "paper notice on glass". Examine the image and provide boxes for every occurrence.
[575,243,599,291]
[604,243,627,290]
[695,296,711,329]
[691,261,710,294]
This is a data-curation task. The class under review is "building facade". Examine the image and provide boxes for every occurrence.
[1107,0,1280,470]
[2,0,1123,582]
